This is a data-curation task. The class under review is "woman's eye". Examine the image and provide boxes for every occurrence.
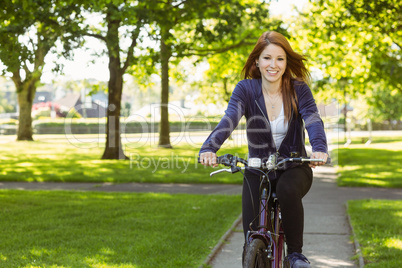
[278,58,284,61]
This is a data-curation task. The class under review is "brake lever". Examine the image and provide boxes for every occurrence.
[210,168,232,177]
[210,166,242,177]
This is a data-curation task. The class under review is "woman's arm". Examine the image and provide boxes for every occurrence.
[296,83,329,167]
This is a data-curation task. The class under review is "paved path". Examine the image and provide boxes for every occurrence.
[1,166,401,268]
[208,166,402,268]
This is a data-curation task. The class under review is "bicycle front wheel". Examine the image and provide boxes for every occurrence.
[243,238,271,268]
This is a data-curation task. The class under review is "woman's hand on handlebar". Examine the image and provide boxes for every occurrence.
[199,152,219,167]
[309,151,328,168]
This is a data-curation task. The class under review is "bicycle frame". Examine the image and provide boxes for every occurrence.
[245,175,286,267]
[203,153,325,268]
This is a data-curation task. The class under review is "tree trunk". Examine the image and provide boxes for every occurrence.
[16,82,35,141]
[101,73,127,159]
[343,88,348,143]
[158,35,172,148]
[13,31,48,142]
[101,9,127,160]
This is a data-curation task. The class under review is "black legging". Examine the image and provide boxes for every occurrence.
[242,164,313,254]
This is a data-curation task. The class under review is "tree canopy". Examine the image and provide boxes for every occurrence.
[293,0,401,123]
[0,0,84,140]
[135,0,276,147]
[2,0,401,146]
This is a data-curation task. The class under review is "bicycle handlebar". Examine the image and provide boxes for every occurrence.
[216,154,248,166]
[277,157,324,165]
[200,153,329,177]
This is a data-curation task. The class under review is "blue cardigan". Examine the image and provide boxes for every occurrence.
[199,79,328,176]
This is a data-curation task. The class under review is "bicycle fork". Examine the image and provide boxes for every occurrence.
[245,192,286,267]
[246,183,274,260]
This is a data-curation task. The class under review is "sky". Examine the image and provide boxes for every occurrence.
[269,0,307,18]
[38,0,306,84]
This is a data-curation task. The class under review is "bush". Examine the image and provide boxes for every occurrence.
[31,119,225,134]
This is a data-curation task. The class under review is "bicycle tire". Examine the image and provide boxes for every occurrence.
[243,238,271,268]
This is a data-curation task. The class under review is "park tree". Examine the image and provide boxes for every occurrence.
[367,84,402,123]
[143,0,272,148]
[292,0,401,124]
[0,0,84,140]
[81,0,147,159]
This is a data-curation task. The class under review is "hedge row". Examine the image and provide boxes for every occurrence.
[0,120,239,135]
[34,121,228,134]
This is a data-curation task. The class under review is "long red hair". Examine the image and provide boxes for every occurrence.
[241,31,311,121]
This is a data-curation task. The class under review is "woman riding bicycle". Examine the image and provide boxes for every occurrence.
[199,31,329,268]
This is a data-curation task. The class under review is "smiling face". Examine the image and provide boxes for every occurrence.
[256,44,287,86]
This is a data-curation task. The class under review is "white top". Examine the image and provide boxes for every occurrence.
[270,104,288,150]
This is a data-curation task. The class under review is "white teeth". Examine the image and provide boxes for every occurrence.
[268,70,278,74]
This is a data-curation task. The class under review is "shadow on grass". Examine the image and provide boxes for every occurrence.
[348,200,402,267]
[0,190,241,267]
[0,141,246,184]
[332,136,402,145]
[336,148,402,188]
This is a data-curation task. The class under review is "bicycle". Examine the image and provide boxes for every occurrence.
[206,153,324,268]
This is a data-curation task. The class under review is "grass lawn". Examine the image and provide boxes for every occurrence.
[0,138,247,184]
[333,136,402,188]
[0,190,241,267]
[348,199,402,267]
